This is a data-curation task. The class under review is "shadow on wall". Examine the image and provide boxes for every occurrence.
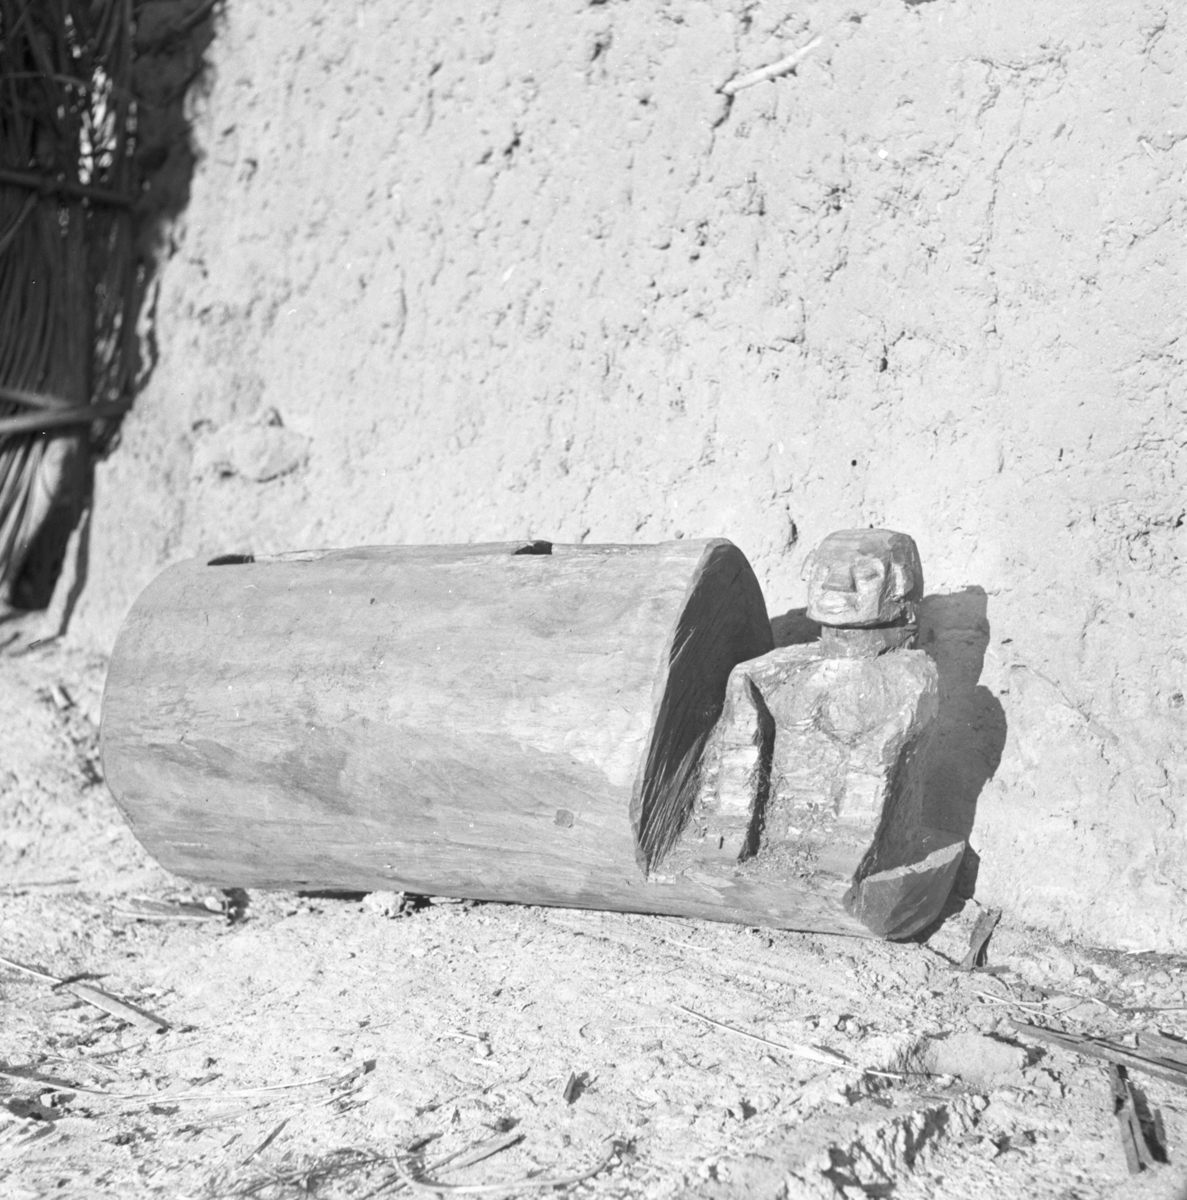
[769,608,820,647]
[917,586,1007,877]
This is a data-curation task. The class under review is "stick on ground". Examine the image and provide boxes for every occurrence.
[675,1004,850,1068]
[392,1144,618,1196]
[357,1130,524,1200]
[959,907,1002,971]
[1110,1065,1162,1173]
[0,952,169,1031]
[1013,1020,1187,1090]
[240,1118,289,1166]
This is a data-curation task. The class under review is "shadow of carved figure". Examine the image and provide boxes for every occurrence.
[916,586,1007,889]
[687,529,966,938]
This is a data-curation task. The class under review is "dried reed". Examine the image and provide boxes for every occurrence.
[0,0,137,604]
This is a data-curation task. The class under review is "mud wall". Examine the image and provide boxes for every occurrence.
[76,0,1186,950]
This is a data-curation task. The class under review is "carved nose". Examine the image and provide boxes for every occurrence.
[821,565,855,592]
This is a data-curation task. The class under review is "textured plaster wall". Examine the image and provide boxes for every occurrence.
[78,0,1187,949]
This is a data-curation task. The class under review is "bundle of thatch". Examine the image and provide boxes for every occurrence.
[0,0,137,609]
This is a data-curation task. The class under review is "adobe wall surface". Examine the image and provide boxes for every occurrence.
[76,0,1186,949]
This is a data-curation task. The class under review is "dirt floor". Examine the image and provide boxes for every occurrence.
[3,641,1187,1199]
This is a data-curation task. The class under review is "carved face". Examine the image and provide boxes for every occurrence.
[802,529,923,627]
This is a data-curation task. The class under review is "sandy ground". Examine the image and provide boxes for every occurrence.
[4,640,1187,1199]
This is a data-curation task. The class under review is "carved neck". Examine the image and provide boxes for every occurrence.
[820,622,917,659]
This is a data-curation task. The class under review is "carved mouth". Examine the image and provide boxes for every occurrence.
[814,596,863,613]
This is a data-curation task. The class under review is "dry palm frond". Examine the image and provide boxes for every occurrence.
[0,0,137,605]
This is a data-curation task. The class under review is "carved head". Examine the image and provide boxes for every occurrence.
[802,529,923,627]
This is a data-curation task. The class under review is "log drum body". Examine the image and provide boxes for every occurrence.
[101,536,962,937]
